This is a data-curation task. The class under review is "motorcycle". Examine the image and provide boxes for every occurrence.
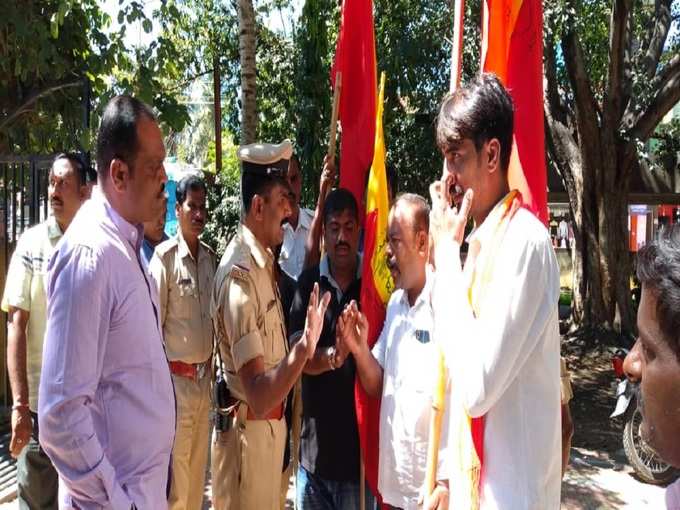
[610,348,680,484]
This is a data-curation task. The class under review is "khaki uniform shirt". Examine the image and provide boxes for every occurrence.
[2,216,63,412]
[151,232,216,363]
[210,224,287,402]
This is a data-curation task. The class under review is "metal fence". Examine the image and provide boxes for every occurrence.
[0,155,53,408]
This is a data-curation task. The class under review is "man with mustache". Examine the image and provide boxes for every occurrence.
[289,188,372,509]
[39,95,176,509]
[210,140,330,510]
[150,174,216,510]
[279,154,318,280]
[337,193,450,510]
[624,225,680,508]
[2,153,88,509]
[429,74,561,508]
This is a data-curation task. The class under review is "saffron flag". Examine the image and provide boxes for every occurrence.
[332,0,378,221]
[357,72,393,503]
[482,0,548,226]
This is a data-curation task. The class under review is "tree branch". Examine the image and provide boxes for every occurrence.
[638,0,674,81]
[628,54,680,142]
[0,79,82,133]
[561,20,600,150]
[619,10,635,122]
[544,39,569,126]
[603,0,633,126]
[168,69,215,92]
[544,108,580,198]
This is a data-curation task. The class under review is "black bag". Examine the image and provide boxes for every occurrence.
[212,323,233,412]
[213,371,231,410]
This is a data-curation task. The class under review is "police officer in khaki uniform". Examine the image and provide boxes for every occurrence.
[210,140,331,510]
[150,175,216,510]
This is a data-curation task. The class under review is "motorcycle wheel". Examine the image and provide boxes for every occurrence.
[622,395,680,485]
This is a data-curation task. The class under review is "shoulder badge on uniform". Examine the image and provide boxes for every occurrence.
[230,264,250,283]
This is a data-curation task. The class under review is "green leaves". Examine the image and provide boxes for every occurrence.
[1,0,194,154]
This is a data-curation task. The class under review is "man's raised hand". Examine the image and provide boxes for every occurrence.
[337,300,368,356]
[301,283,331,360]
[429,176,473,248]
[320,155,337,198]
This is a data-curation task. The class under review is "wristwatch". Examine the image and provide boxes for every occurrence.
[326,346,337,370]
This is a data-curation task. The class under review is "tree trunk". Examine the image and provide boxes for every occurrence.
[238,0,257,145]
[567,140,636,335]
[213,55,222,175]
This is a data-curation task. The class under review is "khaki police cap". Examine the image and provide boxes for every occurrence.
[238,140,293,178]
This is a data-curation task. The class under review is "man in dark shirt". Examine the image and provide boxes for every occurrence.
[289,188,369,509]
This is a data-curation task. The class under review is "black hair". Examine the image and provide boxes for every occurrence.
[176,174,207,205]
[394,193,430,234]
[323,188,358,226]
[241,172,289,215]
[436,72,514,172]
[636,224,680,358]
[96,95,157,180]
[52,153,88,186]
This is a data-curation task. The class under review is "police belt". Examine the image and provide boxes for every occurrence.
[169,359,210,380]
[224,395,284,421]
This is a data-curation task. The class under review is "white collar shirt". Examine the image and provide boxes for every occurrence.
[372,273,449,509]
[319,253,362,302]
[433,207,562,510]
[279,207,314,280]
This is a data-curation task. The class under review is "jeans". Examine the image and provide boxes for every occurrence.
[296,465,375,510]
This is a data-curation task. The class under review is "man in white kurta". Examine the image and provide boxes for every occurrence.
[430,73,561,509]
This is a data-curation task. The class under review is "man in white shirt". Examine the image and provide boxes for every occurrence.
[338,193,449,510]
[280,154,315,279]
[429,73,561,509]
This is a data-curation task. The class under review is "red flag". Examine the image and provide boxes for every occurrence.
[482,0,548,226]
[332,0,377,221]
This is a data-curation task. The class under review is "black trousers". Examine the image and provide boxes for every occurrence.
[16,412,58,510]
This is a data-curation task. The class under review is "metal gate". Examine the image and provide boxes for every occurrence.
[0,156,53,408]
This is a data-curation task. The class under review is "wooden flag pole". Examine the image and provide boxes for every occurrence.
[328,71,342,160]
[449,0,465,92]
[424,348,447,508]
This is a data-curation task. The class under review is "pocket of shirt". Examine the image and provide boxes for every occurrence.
[264,302,286,365]
[171,277,196,320]
[399,338,438,395]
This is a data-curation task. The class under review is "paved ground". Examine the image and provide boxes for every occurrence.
[0,448,666,509]
[562,446,667,509]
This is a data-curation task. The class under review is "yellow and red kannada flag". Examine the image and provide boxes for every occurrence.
[482,0,548,226]
[357,72,393,503]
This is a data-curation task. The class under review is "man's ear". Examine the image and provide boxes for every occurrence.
[251,194,264,221]
[110,159,130,192]
[486,139,501,175]
[416,229,429,256]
